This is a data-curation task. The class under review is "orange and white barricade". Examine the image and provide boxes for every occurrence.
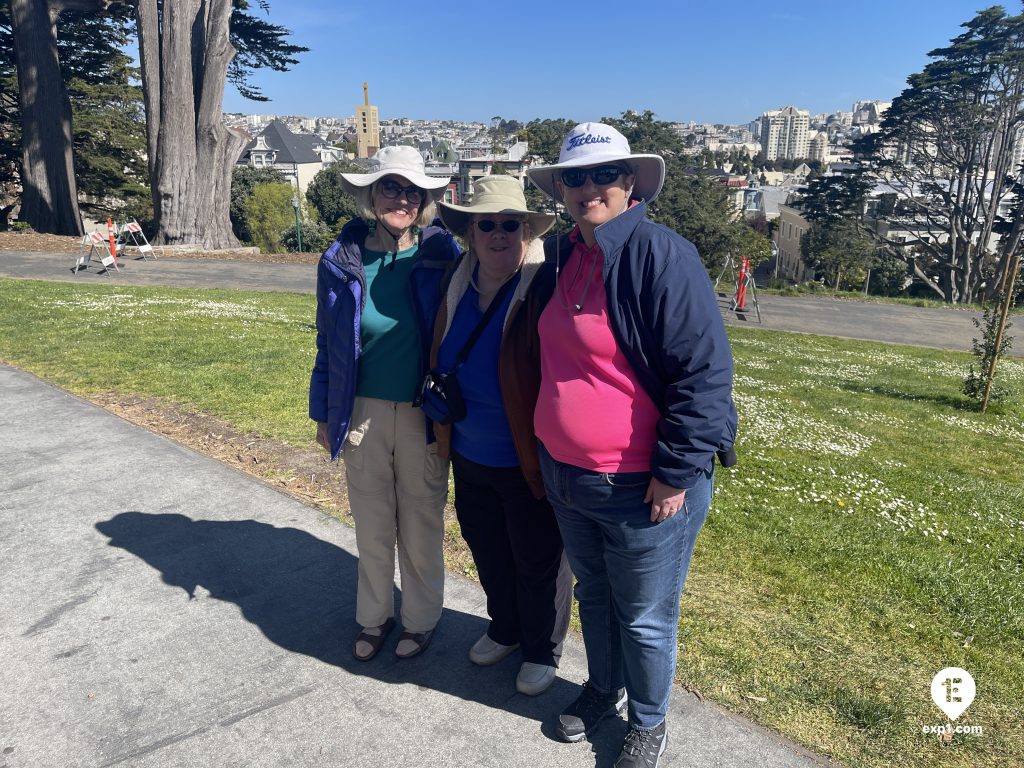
[729,255,761,323]
[73,231,119,275]
[116,218,157,260]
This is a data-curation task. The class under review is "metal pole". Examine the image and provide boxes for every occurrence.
[292,195,302,253]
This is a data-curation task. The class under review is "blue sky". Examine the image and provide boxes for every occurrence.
[224,1,993,124]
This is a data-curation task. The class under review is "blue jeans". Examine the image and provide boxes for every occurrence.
[538,443,713,729]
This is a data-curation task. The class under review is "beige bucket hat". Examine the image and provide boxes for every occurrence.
[438,175,555,237]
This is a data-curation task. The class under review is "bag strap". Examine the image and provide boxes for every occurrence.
[455,275,517,365]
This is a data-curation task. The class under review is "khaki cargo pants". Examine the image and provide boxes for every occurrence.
[344,396,449,632]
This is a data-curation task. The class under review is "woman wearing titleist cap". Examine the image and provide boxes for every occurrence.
[309,146,459,661]
[516,123,737,766]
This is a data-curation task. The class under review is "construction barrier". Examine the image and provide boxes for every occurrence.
[735,257,749,311]
[116,218,156,260]
[107,217,117,265]
[73,231,119,275]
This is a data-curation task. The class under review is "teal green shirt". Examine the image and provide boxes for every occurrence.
[356,245,421,402]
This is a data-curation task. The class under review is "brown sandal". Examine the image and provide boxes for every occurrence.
[352,618,395,661]
[394,629,434,659]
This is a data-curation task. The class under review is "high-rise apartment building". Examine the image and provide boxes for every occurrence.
[760,106,810,161]
[808,131,828,163]
[355,82,380,159]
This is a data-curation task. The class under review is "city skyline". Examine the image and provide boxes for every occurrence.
[221,1,988,125]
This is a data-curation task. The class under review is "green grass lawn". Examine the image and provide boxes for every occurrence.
[1,277,1021,768]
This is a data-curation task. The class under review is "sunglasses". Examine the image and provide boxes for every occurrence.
[559,164,630,188]
[476,219,522,234]
[378,179,424,204]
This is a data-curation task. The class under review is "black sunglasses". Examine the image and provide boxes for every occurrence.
[560,164,630,188]
[378,178,424,203]
[476,219,522,233]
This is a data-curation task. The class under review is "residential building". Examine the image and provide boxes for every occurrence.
[808,131,828,163]
[457,142,529,202]
[852,100,891,125]
[774,201,814,282]
[1010,123,1024,172]
[760,106,810,161]
[355,82,380,159]
[236,120,343,195]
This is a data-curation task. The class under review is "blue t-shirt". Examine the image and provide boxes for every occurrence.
[437,272,521,467]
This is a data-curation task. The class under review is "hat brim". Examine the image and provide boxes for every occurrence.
[438,201,556,239]
[526,154,665,205]
[340,169,450,202]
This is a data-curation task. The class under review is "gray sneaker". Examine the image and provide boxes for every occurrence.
[556,681,627,742]
[614,720,667,768]
[468,633,519,666]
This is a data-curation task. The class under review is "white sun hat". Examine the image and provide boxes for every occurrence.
[340,146,451,201]
[526,122,665,204]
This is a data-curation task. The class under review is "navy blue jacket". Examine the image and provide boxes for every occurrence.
[308,217,461,459]
[542,201,737,490]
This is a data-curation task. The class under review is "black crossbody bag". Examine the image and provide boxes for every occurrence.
[416,278,516,425]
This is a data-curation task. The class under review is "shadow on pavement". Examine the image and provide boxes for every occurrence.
[95,511,627,767]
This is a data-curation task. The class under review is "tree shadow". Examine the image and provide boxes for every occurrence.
[95,511,626,765]
[838,381,977,410]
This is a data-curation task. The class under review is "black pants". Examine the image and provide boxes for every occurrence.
[451,451,568,666]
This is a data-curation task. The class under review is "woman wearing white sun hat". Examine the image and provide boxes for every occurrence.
[309,145,460,662]
[522,123,738,767]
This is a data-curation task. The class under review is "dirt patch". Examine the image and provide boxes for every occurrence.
[88,391,476,578]
[92,390,350,514]
[0,230,318,264]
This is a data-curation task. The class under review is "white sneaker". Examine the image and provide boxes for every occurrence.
[469,633,520,666]
[516,662,557,696]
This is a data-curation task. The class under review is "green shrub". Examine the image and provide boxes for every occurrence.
[280,217,336,254]
[306,162,362,228]
[243,182,294,254]
[231,166,288,243]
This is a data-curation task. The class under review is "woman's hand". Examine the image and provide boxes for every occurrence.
[315,422,329,452]
[644,477,686,523]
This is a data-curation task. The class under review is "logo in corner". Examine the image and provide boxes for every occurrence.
[931,667,975,721]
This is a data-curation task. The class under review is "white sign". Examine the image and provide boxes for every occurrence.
[931,667,975,721]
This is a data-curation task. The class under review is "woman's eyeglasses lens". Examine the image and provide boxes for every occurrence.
[560,165,628,188]
[476,219,521,233]
[379,179,423,203]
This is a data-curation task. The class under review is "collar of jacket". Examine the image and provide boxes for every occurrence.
[441,238,546,340]
[545,199,650,275]
[331,216,456,279]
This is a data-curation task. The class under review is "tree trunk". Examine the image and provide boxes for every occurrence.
[9,0,89,235]
[137,0,247,248]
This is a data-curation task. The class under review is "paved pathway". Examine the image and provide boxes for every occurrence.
[0,365,828,768]
[0,249,987,352]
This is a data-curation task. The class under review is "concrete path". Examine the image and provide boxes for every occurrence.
[0,250,317,295]
[0,365,827,768]
[717,291,983,354]
[1,249,986,352]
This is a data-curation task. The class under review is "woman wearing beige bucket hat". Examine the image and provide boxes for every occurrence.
[309,145,460,661]
[425,175,573,695]
[519,123,738,766]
